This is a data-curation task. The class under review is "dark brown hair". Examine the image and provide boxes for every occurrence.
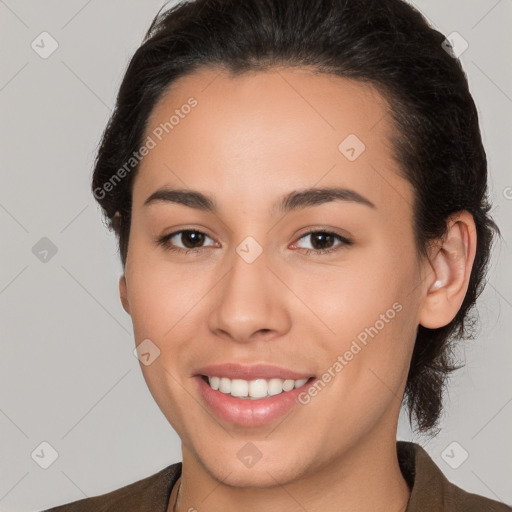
[91,0,501,436]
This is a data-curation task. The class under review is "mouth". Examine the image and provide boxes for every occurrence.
[192,362,318,426]
[195,373,318,427]
[199,375,315,400]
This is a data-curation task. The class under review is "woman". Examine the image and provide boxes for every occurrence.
[43,0,511,510]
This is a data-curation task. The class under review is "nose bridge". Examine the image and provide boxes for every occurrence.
[208,238,290,342]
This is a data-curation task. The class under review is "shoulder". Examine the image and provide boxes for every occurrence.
[440,474,512,511]
[40,461,182,512]
[397,441,512,512]
[448,484,512,511]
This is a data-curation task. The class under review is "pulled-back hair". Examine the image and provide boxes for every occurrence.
[91,0,501,435]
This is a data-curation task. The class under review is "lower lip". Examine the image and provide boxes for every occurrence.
[195,376,315,427]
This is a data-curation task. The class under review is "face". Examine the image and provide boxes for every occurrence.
[120,66,430,487]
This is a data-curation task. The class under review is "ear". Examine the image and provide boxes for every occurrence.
[418,211,477,329]
[119,274,130,315]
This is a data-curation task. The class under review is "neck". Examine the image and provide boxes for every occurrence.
[170,432,411,512]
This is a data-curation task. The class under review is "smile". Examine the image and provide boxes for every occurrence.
[196,374,317,427]
[203,375,310,399]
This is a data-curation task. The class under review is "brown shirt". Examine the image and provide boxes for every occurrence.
[42,441,511,511]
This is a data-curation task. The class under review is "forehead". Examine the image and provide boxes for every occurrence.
[133,66,412,217]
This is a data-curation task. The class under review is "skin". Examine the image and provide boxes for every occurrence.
[118,66,477,512]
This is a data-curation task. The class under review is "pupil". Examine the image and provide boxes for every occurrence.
[183,231,204,248]
[312,233,332,250]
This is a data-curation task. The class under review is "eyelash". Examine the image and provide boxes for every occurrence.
[156,229,352,256]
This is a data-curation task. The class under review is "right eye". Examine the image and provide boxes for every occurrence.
[157,229,217,254]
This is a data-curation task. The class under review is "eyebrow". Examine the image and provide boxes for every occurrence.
[143,186,376,214]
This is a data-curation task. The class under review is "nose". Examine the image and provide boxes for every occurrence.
[208,246,292,344]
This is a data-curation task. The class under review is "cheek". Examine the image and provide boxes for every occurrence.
[302,239,418,380]
[298,241,410,331]
[125,249,210,339]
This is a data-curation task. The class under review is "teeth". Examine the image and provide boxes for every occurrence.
[206,376,309,399]
[209,376,220,390]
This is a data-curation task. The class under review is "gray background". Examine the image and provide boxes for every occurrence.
[0,0,511,510]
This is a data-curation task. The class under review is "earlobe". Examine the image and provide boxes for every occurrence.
[119,275,130,315]
[430,279,443,291]
[418,212,477,329]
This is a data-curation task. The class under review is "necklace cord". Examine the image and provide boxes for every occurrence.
[172,477,182,512]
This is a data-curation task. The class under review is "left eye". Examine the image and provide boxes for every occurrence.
[293,230,351,254]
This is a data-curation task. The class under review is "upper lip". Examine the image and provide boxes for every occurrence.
[194,363,315,381]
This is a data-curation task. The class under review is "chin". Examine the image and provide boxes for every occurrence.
[195,442,313,489]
